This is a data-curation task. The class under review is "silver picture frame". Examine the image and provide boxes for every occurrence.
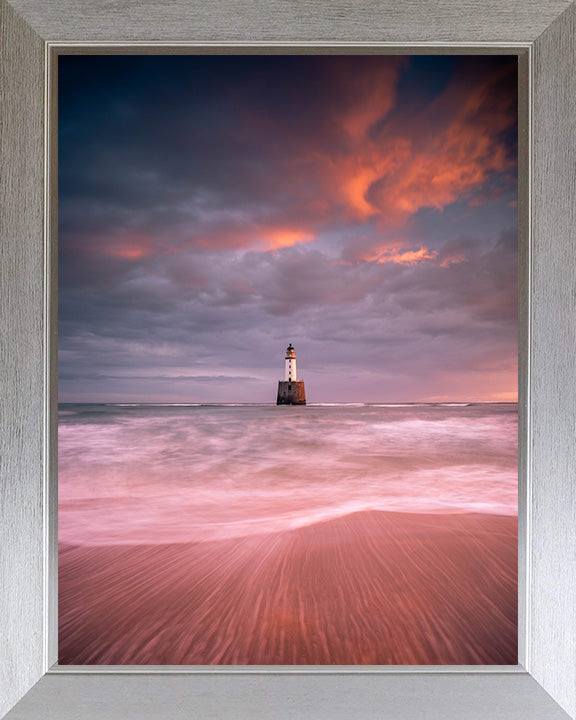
[1,1,575,718]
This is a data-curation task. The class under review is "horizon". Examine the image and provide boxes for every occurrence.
[58,55,518,404]
[58,399,518,406]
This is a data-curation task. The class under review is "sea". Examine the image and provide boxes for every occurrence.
[58,402,518,547]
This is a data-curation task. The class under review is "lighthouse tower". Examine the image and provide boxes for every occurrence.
[276,344,306,405]
[285,343,297,381]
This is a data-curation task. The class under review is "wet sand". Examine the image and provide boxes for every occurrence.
[58,510,517,665]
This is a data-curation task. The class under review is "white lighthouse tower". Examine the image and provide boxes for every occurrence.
[285,343,297,381]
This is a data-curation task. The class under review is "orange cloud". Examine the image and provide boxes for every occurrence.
[314,65,517,231]
[358,242,469,267]
[107,247,152,260]
[262,229,314,250]
[339,139,412,220]
[362,245,437,266]
[195,225,315,253]
[99,233,164,260]
[342,166,381,219]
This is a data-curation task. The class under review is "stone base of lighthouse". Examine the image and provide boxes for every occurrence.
[276,380,306,405]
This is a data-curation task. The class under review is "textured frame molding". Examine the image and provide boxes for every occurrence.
[1,1,575,718]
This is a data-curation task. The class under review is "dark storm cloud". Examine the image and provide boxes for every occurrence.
[59,54,518,402]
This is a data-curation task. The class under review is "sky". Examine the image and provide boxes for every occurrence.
[58,54,518,403]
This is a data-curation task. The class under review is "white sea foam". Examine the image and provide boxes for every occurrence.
[58,403,518,545]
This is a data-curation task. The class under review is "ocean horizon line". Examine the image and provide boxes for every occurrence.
[58,400,518,407]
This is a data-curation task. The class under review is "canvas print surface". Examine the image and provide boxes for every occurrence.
[58,54,518,665]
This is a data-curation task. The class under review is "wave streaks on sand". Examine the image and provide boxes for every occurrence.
[59,510,517,665]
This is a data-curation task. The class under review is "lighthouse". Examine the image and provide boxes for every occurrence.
[276,344,306,405]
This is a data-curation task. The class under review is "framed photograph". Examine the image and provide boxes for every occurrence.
[1,2,575,719]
